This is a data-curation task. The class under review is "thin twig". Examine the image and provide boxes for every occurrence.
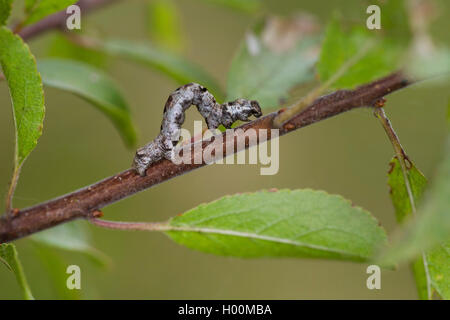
[5,168,20,214]
[90,218,169,231]
[0,72,411,242]
[273,40,375,127]
[374,107,416,209]
[374,106,432,300]
[17,0,119,41]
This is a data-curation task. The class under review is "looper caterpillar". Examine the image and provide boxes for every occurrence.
[132,83,262,176]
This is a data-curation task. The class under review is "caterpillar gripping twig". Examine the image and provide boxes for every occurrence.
[132,83,262,176]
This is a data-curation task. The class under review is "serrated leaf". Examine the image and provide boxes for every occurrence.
[381,103,450,299]
[227,29,319,109]
[97,39,223,100]
[165,190,387,261]
[196,0,261,13]
[147,0,185,52]
[0,243,34,300]
[0,0,13,26]
[31,221,109,267]
[317,17,400,89]
[387,156,432,299]
[383,131,450,262]
[0,27,45,168]
[412,242,450,300]
[0,27,45,204]
[38,58,137,147]
[24,0,77,26]
[388,157,427,223]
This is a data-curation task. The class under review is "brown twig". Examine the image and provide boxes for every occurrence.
[17,0,119,41]
[0,72,411,242]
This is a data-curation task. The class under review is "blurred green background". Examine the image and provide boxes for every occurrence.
[0,0,449,299]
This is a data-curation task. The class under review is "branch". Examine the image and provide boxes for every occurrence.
[0,72,411,242]
[18,0,119,41]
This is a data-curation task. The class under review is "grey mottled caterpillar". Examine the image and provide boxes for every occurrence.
[132,83,262,176]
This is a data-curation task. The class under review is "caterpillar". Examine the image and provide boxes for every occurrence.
[132,83,262,176]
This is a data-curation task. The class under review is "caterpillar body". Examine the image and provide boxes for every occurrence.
[133,83,262,176]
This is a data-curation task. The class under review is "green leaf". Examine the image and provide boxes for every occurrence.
[196,0,261,13]
[227,25,319,109]
[383,131,450,262]
[388,157,427,223]
[317,16,400,89]
[380,103,450,298]
[387,156,433,299]
[0,26,45,168]
[406,47,450,80]
[33,244,82,299]
[25,0,36,11]
[38,58,137,147]
[411,243,450,300]
[376,0,411,43]
[97,39,223,100]
[412,256,430,300]
[425,242,450,299]
[0,243,34,299]
[0,0,13,26]
[24,0,77,26]
[147,0,185,52]
[48,33,108,69]
[31,221,109,267]
[0,26,45,194]
[165,190,387,261]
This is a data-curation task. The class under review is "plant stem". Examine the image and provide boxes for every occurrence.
[5,167,20,214]
[374,106,432,300]
[90,218,170,231]
[374,108,416,210]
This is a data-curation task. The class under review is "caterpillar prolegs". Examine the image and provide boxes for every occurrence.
[132,83,262,176]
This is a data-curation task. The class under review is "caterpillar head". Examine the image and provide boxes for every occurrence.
[230,99,262,121]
